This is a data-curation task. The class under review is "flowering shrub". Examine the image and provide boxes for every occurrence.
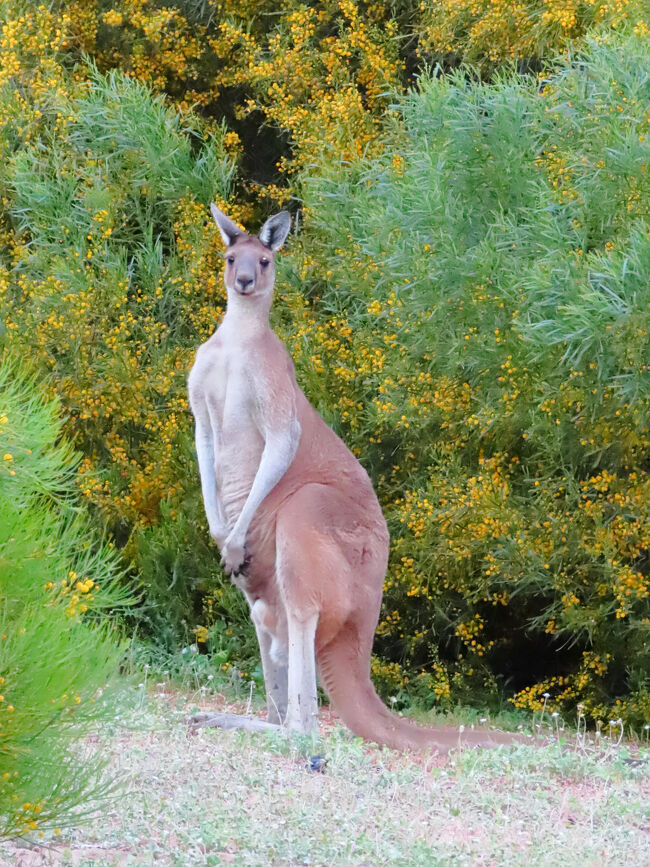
[17,1,649,184]
[91,0,404,179]
[0,8,255,646]
[417,0,649,67]
[0,364,130,838]
[280,31,650,726]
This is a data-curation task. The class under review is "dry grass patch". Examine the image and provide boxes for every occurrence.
[2,689,649,866]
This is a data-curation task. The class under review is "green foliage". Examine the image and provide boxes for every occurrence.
[0,63,251,650]
[0,362,131,838]
[279,32,650,724]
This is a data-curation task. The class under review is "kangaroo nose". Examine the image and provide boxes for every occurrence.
[236,276,254,292]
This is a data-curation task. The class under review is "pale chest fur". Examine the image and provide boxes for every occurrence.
[188,330,265,525]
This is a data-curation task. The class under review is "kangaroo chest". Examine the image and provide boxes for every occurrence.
[214,355,257,434]
[200,336,265,521]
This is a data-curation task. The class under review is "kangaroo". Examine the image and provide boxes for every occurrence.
[188,205,524,752]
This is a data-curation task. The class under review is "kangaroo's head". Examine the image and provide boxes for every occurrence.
[211,204,291,302]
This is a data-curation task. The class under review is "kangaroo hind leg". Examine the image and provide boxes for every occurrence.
[276,498,337,736]
[275,484,360,736]
[284,609,319,734]
[249,598,288,725]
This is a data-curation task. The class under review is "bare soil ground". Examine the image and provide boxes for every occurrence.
[2,690,649,866]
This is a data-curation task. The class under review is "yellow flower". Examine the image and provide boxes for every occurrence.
[194,625,209,643]
[103,10,123,27]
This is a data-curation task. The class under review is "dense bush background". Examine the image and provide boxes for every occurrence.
[0,1,649,727]
[0,59,250,650]
[284,35,650,723]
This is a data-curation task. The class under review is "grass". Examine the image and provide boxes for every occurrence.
[2,682,648,866]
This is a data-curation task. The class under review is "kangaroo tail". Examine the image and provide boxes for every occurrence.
[318,630,525,754]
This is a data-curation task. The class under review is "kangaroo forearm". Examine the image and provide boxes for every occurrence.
[202,476,228,537]
[231,427,300,541]
[195,427,228,540]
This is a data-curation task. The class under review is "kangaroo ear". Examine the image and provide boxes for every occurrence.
[211,203,243,247]
[258,211,291,251]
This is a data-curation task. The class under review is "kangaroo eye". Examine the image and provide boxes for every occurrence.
[226,256,235,265]
[260,258,270,269]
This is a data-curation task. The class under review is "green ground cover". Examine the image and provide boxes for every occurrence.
[1,688,648,865]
